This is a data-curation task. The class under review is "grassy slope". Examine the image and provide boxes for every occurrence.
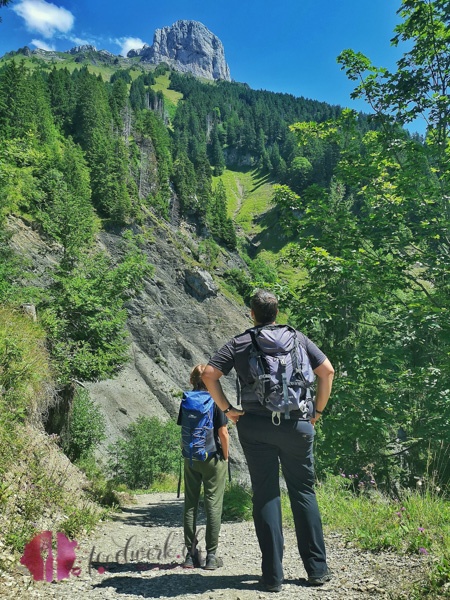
[0,53,149,80]
[151,74,183,105]
[213,168,304,287]
[0,308,105,564]
[151,74,183,122]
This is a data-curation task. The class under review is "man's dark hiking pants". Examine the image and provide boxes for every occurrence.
[237,413,328,588]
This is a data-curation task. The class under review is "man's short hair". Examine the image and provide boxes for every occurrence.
[250,289,278,324]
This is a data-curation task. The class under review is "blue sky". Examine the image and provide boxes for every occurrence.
[0,0,418,128]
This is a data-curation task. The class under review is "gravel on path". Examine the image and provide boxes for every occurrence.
[0,492,430,599]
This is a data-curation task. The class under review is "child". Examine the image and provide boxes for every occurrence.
[178,364,229,569]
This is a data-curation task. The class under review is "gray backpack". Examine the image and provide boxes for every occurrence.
[240,325,315,424]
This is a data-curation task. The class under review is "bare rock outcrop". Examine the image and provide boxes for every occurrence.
[68,44,97,54]
[130,20,231,81]
[85,224,248,474]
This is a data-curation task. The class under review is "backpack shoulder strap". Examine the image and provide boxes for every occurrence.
[248,327,272,398]
[249,327,268,363]
[291,333,303,375]
[249,327,261,350]
[235,375,241,406]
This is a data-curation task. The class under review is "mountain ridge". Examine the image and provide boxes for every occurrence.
[1,19,231,82]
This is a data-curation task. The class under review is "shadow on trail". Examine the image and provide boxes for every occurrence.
[93,572,305,597]
[90,561,183,576]
[109,497,184,529]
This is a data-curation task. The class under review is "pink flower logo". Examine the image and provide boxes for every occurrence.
[20,531,80,582]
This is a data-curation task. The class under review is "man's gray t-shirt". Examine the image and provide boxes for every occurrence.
[208,326,327,418]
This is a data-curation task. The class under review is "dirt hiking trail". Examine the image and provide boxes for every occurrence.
[1,492,429,599]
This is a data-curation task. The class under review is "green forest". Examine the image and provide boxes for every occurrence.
[0,0,449,595]
[0,0,448,482]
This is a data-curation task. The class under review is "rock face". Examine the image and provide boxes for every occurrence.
[68,44,97,54]
[131,20,231,81]
[127,44,149,58]
[8,215,249,476]
[85,224,248,475]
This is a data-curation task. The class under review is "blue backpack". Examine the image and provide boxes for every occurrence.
[180,391,217,464]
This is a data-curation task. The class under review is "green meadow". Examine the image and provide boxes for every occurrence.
[214,168,305,286]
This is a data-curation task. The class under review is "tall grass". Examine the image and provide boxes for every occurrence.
[0,306,53,428]
[215,472,450,597]
[285,475,449,598]
[0,308,107,563]
[313,475,450,556]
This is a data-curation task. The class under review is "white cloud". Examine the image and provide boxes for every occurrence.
[115,37,146,57]
[13,0,74,38]
[67,35,94,47]
[31,38,55,51]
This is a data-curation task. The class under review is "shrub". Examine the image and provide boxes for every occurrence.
[108,416,180,489]
[0,306,53,428]
[222,481,252,521]
[198,237,221,268]
[41,233,153,383]
[75,455,127,506]
[223,268,253,301]
[63,388,106,462]
[154,63,170,76]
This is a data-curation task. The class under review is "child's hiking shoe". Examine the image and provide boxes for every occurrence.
[308,568,333,586]
[203,553,223,570]
[182,550,200,569]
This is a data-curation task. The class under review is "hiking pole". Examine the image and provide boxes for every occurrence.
[177,455,182,498]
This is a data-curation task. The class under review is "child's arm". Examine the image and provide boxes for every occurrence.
[217,425,229,461]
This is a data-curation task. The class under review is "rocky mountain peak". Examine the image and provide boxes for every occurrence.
[129,20,231,81]
[68,44,97,54]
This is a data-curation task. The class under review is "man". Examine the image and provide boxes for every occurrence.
[202,289,334,592]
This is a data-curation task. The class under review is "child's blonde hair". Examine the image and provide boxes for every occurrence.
[190,364,207,391]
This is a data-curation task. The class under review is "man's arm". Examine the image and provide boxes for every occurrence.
[217,425,229,460]
[310,358,334,426]
[202,365,245,424]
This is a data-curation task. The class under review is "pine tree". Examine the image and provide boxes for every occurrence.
[208,125,225,176]
[172,151,197,214]
[72,68,111,149]
[109,77,129,133]
[129,76,146,111]
[209,180,237,248]
[194,150,213,218]
[48,67,75,134]
[29,71,57,145]
[0,61,34,140]
[39,138,97,255]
